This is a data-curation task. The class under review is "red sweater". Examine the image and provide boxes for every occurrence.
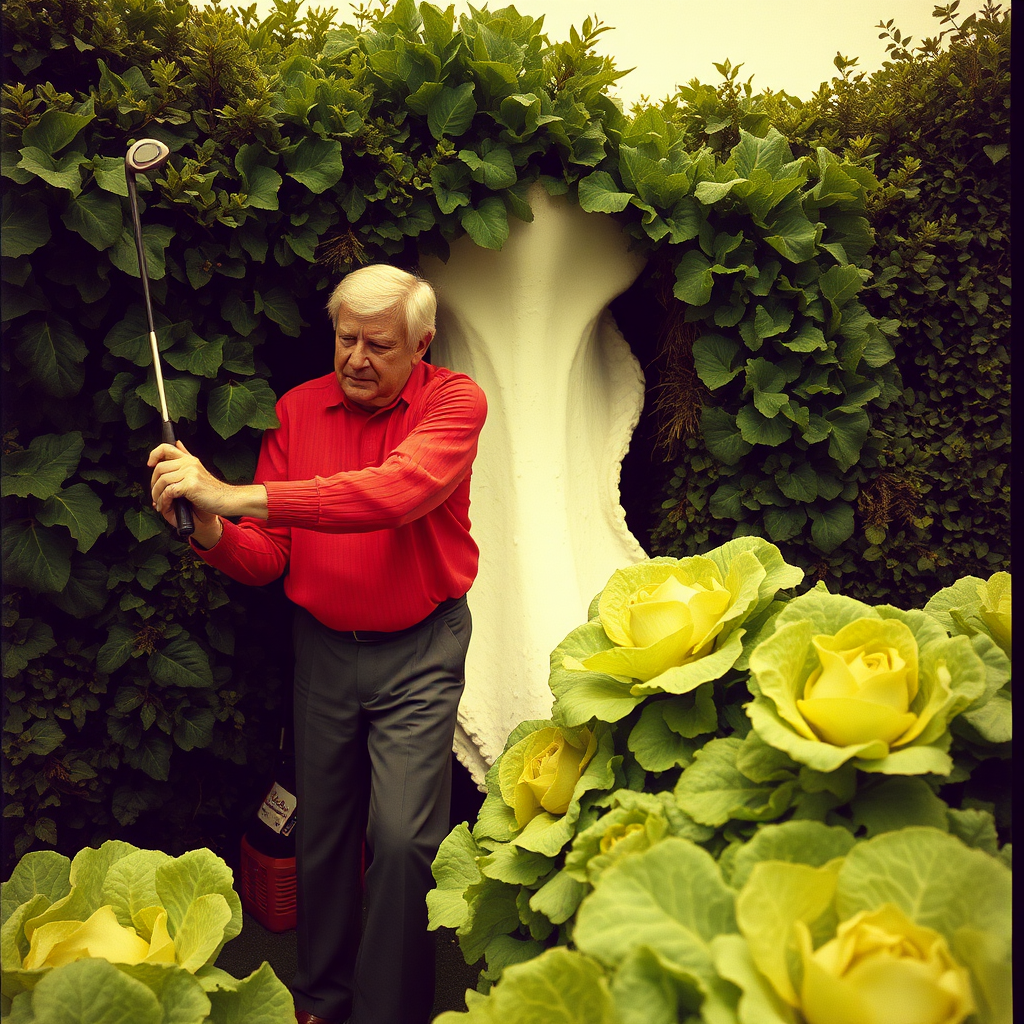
[193,361,487,632]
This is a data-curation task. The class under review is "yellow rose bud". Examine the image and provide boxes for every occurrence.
[796,635,919,749]
[598,822,646,854]
[625,574,732,655]
[23,905,175,970]
[513,727,597,828]
[798,904,975,1024]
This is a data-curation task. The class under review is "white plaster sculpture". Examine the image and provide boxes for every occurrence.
[420,184,649,785]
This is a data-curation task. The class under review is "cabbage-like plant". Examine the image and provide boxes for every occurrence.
[746,585,990,775]
[1,841,294,1023]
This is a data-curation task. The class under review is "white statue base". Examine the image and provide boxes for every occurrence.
[421,185,648,785]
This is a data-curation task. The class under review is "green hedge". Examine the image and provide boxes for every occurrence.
[646,3,1011,606]
[1,0,1002,870]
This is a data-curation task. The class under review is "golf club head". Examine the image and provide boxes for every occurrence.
[125,138,170,176]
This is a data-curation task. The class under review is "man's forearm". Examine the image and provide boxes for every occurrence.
[190,484,267,551]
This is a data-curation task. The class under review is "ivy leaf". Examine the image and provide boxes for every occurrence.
[17,147,87,195]
[1,432,84,499]
[825,408,870,471]
[459,140,516,189]
[97,625,138,674]
[256,287,302,337]
[460,195,509,250]
[136,375,201,423]
[37,483,106,553]
[239,378,280,430]
[819,264,864,311]
[207,382,259,439]
[2,194,51,257]
[701,407,752,466]
[1,519,75,593]
[577,170,633,213]
[48,556,108,618]
[14,316,87,398]
[22,108,95,154]
[235,145,282,210]
[2,619,56,678]
[736,405,791,446]
[673,250,714,305]
[763,506,808,543]
[427,82,477,140]
[124,508,165,542]
[61,189,123,250]
[430,163,473,214]
[109,224,174,280]
[692,334,742,390]
[123,732,172,781]
[808,501,855,553]
[284,136,344,194]
[763,194,816,263]
[148,635,214,689]
[775,462,819,503]
[173,706,216,751]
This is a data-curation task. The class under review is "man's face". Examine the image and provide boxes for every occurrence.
[333,307,431,411]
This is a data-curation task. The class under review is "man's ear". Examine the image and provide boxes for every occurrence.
[412,329,433,362]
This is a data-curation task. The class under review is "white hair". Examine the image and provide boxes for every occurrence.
[326,265,436,347]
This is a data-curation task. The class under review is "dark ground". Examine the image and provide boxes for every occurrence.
[216,758,486,1020]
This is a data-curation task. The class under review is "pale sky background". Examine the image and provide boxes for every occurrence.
[206,0,999,104]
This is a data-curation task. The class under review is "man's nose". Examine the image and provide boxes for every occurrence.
[349,339,371,367]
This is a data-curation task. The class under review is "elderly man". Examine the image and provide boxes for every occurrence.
[148,264,487,1024]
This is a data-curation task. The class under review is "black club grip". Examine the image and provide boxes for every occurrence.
[160,420,195,538]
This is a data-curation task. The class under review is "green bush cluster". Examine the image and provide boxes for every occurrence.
[0,0,1007,871]
[648,1,1011,605]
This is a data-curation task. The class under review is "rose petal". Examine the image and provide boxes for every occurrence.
[29,906,151,969]
[796,697,917,748]
[628,598,694,649]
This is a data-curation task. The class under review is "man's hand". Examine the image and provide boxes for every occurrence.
[147,441,268,547]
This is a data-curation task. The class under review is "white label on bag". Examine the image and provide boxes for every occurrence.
[258,781,297,834]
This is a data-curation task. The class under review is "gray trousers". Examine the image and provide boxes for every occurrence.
[289,596,470,1024]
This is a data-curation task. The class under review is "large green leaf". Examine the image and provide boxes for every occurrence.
[256,287,302,337]
[819,263,864,310]
[109,224,175,280]
[22,109,95,154]
[17,147,87,194]
[284,136,344,194]
[22,957,162,1024]
[825,408,869,471]
[148,635,214,689]
[460,196,509,250]
[731,128,793,178]
[1,432,84,500]
[136,374,201,422]
[208,382,258,439]
[36,483,105,553]
[206,962,296,1024]
[14,317,87,398]
[692,334,742,390]
[123,732,173,780]
[2,519,75,593]
[672,250,713,305]
[577,170,633,213]
[807,500,855,553]
[428,82,477,140]
[574,837,737,981]
[459,140,516,189]
[2,194,51,257]
[61,189,123,250]
[235,145,282,210]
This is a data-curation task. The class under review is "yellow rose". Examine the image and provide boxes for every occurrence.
[771,617,949,759]
[23,904,176,971]
[512,727,597,828]
[797,904,975,1024]
[622,574,732,654]
[599,822,646,854]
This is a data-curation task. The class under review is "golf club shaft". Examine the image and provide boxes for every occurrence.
[125,169,195,538]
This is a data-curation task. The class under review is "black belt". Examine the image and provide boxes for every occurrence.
[332,595,466,643]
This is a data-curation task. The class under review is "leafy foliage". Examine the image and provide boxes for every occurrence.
[1,0,1009,880]
[647,2,1011,606]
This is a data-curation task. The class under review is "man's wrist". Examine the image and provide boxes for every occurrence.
[191,516,224,551]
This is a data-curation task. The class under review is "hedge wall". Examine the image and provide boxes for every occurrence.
[0,0,1008,870]
[644,2,1011,607]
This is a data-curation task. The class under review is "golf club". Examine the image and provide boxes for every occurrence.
[125,138,194,538]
